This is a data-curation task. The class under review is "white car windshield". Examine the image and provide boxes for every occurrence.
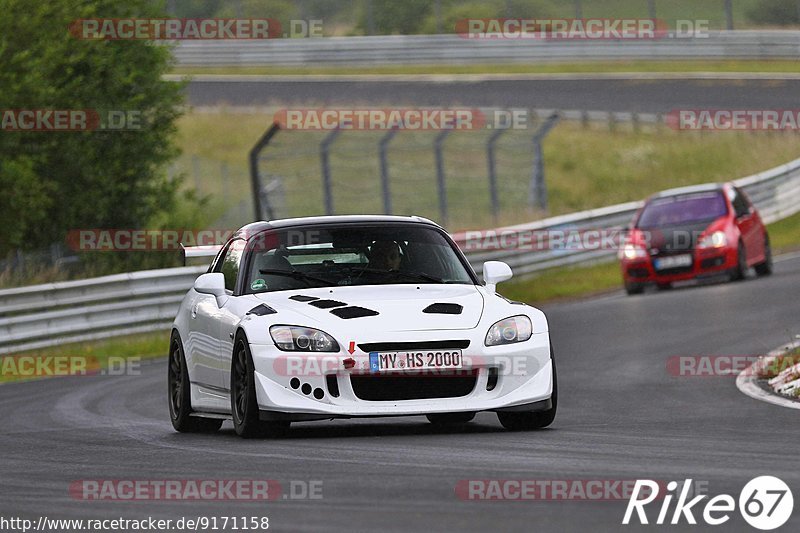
[242,224,474,294]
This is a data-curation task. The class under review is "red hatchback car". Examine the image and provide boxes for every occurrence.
[620,183,772,295]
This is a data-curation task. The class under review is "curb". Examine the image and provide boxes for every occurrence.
[736,341,800,410]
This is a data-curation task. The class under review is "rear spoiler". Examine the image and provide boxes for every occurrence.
[181,244,223,266]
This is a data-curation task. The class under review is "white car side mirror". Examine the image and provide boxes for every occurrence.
[483,261,513,293]
[194,272,227,297]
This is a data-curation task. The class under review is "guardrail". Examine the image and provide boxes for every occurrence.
[0,266,205,354]
[172,31,800,67]
[2,155,800,353]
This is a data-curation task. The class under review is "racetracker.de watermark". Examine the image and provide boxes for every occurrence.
[69,479,323,501]
[668,109,800,131]
[666,355,800,377]
[274,108,486,131]
[68,228,331,252]
[1,109,142,131]
[455,18,709,39]
[455,479,695,501]
[274,108,577,131]
[273,354,529,377]
[0,356,140,378]
[69,18,323,40]
[67,229,236,252]
[456,228,629,252]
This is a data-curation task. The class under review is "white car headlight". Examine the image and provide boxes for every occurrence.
[269,325,339,352]
[485,315,533,346]
[698,231,727,249]
[622,243,648,260]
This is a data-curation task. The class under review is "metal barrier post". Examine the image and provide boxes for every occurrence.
[530,113,561,211]
[379,128,399,214]
[487,128,507,224]
[249,123,280,220]
[320,128,344,215]
[434,130,452,226]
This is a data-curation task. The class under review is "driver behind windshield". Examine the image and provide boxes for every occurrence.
[368,240,401,271]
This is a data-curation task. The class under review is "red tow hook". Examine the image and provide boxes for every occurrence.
[343,357,356,369]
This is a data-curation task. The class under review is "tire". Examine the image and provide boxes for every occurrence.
[754,234,773,277]
[497,353,557,431]
[730,242,747,282]
[625,282,644,296]
[426,412,476,425]
[168,331,223,433]
[231,332,290,438]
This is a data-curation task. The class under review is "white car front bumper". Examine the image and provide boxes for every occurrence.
[249,331,553,420]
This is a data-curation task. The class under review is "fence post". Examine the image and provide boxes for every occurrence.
[320,128,343,216]
[574,0,583,18]
[248,123,280,221]
[366,0,375,35]
[434,130,451,226]
[529,113,561,211]
[724,0,734,30]
[487,128,508,225]
[378,128,399,215]
[647,0,656,19]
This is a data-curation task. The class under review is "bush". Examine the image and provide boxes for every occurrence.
[0,0,188,263]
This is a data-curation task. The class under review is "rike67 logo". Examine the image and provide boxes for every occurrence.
[623,477,793,530]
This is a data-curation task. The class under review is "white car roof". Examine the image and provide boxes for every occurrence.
[236,215,441,236]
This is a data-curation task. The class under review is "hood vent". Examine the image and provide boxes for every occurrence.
[309,299,347,309]
[289,295,319,302]
[246,304,277,316]
[330,306,380,319]
[423,303,463,315]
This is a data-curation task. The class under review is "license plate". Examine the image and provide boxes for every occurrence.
[369,350,463,372]
[654,254,692,270]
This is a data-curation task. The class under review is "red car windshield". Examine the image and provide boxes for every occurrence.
[636,191,728,229]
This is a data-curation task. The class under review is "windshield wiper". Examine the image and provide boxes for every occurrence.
[258,269,333,286]
[353,267,446,284]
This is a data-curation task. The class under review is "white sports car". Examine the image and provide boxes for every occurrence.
[168,215,556,437]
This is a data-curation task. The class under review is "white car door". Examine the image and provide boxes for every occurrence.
[193,239,246,393]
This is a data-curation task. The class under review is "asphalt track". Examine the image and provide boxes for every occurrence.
[1,254,799,532]
[185,76,800,112]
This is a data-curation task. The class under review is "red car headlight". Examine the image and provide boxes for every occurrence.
[621,243,648,260]
[698,231,727,249]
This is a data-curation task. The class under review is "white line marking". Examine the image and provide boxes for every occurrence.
[736,341,800,410]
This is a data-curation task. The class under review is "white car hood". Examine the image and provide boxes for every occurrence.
[256,284,484,331]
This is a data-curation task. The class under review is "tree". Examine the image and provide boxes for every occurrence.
[0,0,184,256]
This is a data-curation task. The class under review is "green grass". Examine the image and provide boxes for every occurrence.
[172,60,800,77]
[0,331,169,384]
[766,209,800,252]
[177,109,800,232]
[499,260,622,303]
